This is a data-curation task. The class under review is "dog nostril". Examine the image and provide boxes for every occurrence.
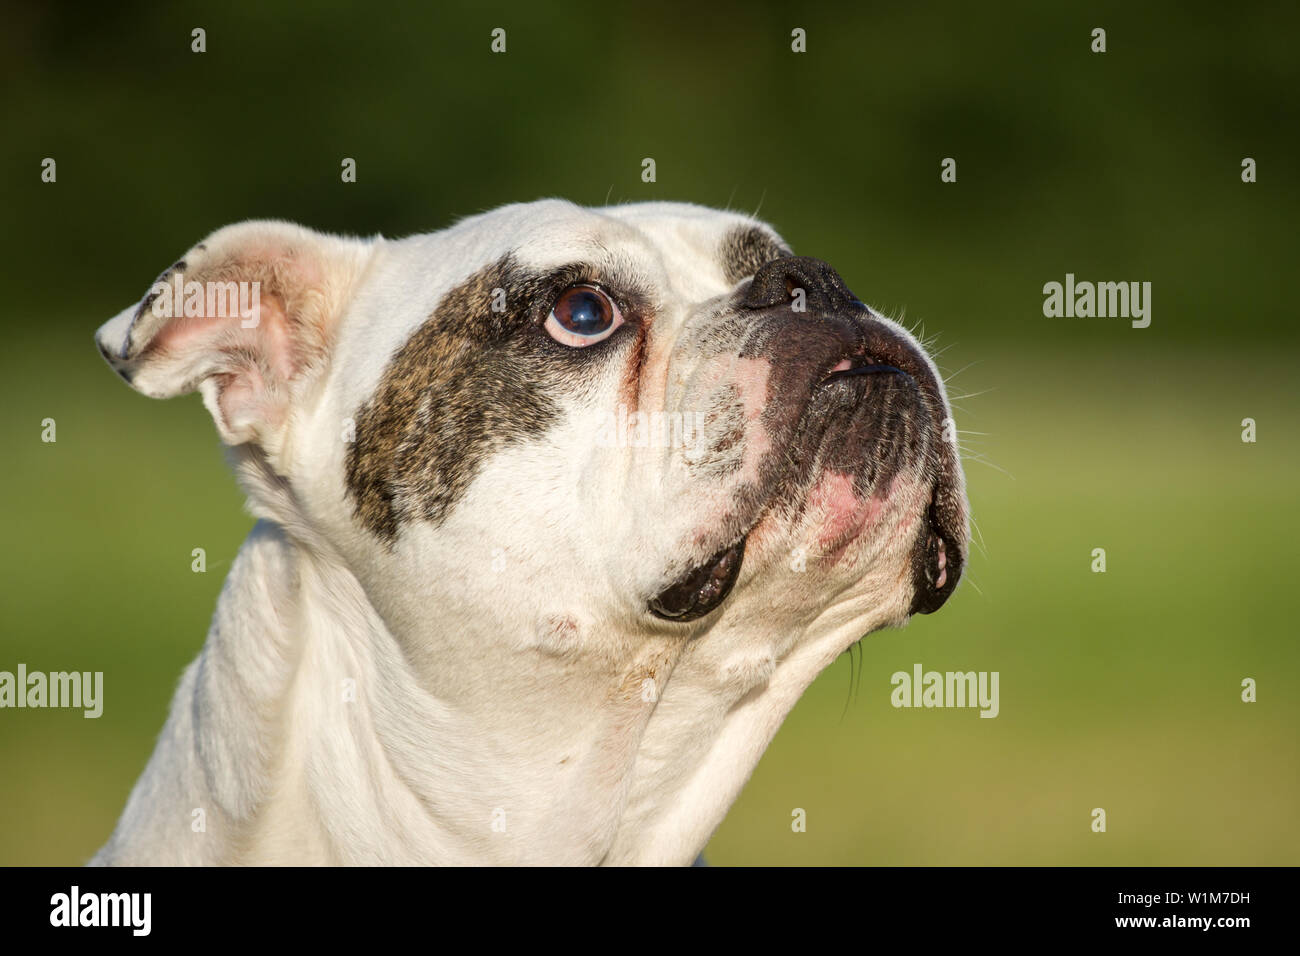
[745,256,860,313]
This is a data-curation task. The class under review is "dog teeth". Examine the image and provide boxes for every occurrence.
[927,536,948,590]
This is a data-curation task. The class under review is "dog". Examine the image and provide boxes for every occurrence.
[91,199,968,865]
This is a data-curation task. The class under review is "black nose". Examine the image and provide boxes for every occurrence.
[742,256,864,314]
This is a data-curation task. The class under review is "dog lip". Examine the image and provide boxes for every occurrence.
[649,536,748,623]
[909,501,964,615]
[819,351,913,387]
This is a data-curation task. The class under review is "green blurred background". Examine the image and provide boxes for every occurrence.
[1,1,1296,865]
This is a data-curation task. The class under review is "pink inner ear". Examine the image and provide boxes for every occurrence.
[147,294,297,437]
[149,296,295,377]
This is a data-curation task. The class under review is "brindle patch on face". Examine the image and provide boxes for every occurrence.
[719,225,792,286]
[346,255,620,540]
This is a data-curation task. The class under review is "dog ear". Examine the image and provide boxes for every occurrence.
[96,221,373,450]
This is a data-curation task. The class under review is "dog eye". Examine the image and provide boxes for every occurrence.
[544,285,623,347]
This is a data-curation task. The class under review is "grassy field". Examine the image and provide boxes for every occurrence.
[1,327,1294,865]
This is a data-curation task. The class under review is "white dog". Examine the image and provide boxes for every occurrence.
[92,200,967,865]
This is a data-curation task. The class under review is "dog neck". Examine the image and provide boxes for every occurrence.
[95,509,876,866]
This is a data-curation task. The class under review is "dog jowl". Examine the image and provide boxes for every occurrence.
[91,201,968,865]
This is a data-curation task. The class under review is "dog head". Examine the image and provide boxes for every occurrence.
[96,199,967,863]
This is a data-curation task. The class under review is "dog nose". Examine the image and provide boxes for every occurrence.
[742,256,864,314]
[737,255,920,381]
[732,252,968,618]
